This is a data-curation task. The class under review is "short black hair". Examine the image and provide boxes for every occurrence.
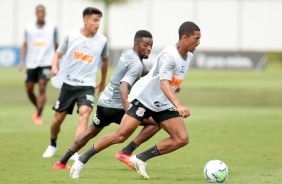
[83,7,102,18]
[36,4,45,12]
[134,30,153,42]
[178,21,200,40]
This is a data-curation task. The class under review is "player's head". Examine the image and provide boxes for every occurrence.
[83,7,103,34]
[133,30,153,59]
[35,4,45,23]
[178,21,201,53]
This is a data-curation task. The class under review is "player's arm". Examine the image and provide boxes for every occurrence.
[54,27,59,50]
[18,29,28,71]
[159,53,190,118]
[51,52,63,76]
[97,42,109,94]
[119,82,130,110]
[97,57,108,94]
[51,34,68,76]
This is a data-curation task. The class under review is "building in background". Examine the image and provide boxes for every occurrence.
[0,0,280,68]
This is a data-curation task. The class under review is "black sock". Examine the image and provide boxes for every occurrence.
[60,149,74,164]
[37,107,43,116]
[136,145,160,162]
[51,138,57,147]
[78,146,97,164]
[122,141,139,154]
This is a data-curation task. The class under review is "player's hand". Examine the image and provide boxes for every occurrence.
[51,67,58,76]
[18,62,24,71]
[175,87,181,94]
[96,81,105,95]
[176,104,191,118]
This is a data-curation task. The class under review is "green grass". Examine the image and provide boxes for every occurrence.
[0,64,281,184]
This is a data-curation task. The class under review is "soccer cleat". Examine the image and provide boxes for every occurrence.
[70,159,85,179]
[42,145,58,158]
[129,155,150,179]
[53,161,71,170]
[33,111,44,125]
[115,150,134,169]
[70,152,79,161]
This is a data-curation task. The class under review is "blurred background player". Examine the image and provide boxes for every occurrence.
[70,21,201,179]
[42,7,108,158]
[53,30,161,170]
[18,4,59,125]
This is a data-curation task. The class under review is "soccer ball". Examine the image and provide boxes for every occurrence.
[203,160,228,183]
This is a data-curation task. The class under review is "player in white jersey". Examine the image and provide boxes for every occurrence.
[70,21,201,179]
[42,7,108,159]
[18,4,58,125]
[53,30,160,170]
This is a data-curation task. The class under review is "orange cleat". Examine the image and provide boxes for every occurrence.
[53,161,71,170]
[33,111,44,125]
[115,150,135,169]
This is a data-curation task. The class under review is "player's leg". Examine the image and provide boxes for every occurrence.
[43,83,77,157]
[25,68,40,124]
[54,123,103,169]
[54,106,121,169]
[116,117,160,169]
[130,111,188,179]
[35,66,51,122]
[70,114,141,178]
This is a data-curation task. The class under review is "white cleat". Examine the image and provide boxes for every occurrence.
[42,145,58,158]
[129,155,150,179]
[70,152,79,161]
[70,159,85,179]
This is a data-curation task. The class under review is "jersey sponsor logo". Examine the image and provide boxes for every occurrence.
[136,107,145,117]
[154,101,167,107]
[66,75,84,83]
[170,77,183,87]
[73,51,94,63]
[54,100,60,109]
[93,114,100,125]
[168,106,177,111]
[86,94,94,102]
[32,39,48,48]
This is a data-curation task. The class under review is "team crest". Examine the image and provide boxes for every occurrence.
[136,107,145,117]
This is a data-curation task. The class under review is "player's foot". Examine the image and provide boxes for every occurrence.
[33,111,44,125]
[42,145,58,158]
[70,152,79,161]
[70,159,85,179]
[115,150,134,169]
[129,155,150,179]
[53,161,71,170]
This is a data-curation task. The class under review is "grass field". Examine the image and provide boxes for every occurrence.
[0,63,281,184]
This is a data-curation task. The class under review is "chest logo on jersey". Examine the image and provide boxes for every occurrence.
[73,51,94,63]
[170,77,183,87]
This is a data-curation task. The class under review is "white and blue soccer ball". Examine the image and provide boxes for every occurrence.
[203,160,228,183]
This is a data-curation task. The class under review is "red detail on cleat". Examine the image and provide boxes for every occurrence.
[53,161,71,170]
[115,150,135,169]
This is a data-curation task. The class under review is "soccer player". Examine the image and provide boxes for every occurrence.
[53,30,161,170]
[42,7,108,158]
[18,4,58,125]
[70,21,201,179]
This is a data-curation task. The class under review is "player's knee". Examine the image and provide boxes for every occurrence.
[116,134,128,143]
[176,136,189,147]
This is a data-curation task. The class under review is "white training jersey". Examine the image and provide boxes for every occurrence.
[24,21,58,69]
[52,28,108,88]
[97,49,148,109]
[128,44,193,112]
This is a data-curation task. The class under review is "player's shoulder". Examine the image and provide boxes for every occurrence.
[95,32,107,42]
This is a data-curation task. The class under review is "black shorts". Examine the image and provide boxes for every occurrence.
[52,83,95,114]
[126,99,181,124]
[93,105,125,128]
[25,66,51,83]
